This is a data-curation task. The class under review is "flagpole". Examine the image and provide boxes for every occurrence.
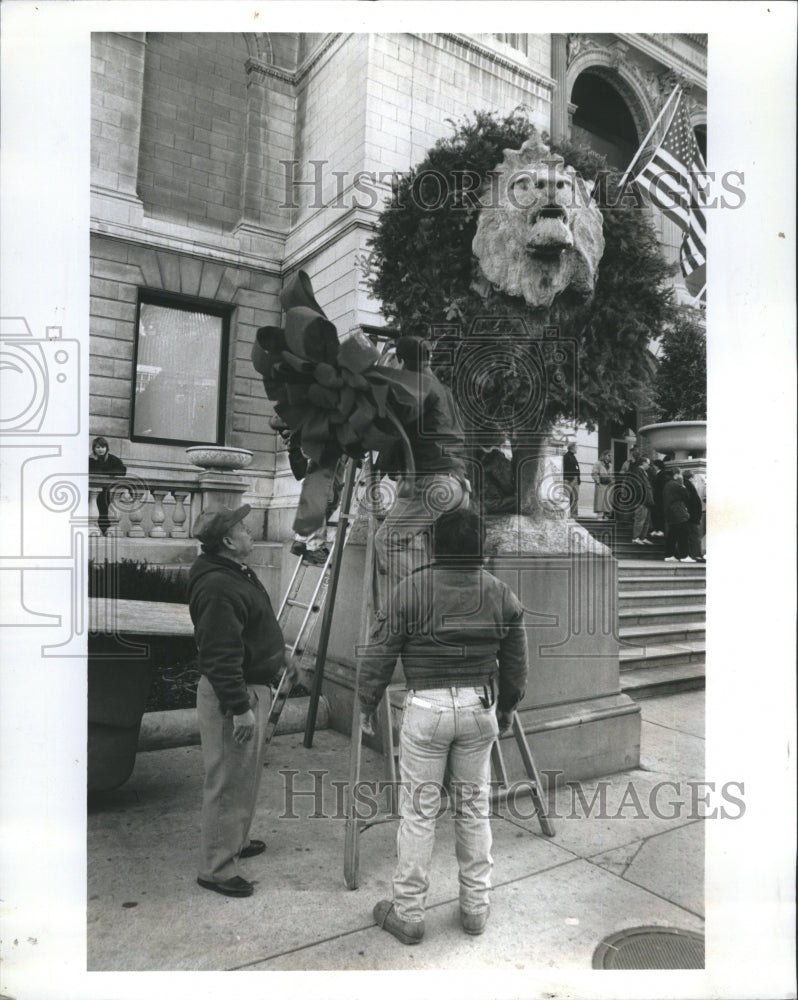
[618,85,682,188]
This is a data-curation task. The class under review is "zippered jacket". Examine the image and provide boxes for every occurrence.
[358,563,528,714]
[188,554,285,715]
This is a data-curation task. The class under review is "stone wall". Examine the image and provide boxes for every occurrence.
[89,233,282,487]
[137,32,249,232]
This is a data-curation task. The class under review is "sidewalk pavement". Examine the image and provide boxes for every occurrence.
[87,690,705,971]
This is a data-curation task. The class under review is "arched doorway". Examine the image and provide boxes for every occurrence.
[570,71,640,171]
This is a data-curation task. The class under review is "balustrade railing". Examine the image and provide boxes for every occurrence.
[89,474,199,540]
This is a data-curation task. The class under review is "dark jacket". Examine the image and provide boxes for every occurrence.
[663,479,690,525]
[358,564,528,714]
[563,450,581,483]
[188,554,285,715]
[379,369,467,479]
[89,453,127,476]
[684,479,703,523]
[631,463,654,506]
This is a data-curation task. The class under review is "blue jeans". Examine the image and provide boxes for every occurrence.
[393,686,498,923]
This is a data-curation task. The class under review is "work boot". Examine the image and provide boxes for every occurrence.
[461,908,489,935]
[373,899,424,945]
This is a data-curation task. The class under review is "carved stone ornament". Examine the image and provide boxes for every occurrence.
[472,135,606,310]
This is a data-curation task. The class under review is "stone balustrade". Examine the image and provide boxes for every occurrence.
[89,474,198,539]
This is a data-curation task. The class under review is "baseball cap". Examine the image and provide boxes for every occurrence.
[193,504,252,543]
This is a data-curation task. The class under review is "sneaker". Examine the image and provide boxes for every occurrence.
[632,538,644,545]
[681,556,696,563]
[290,540,306,558]
[461,908,489,936]
[373,900,424,945]
[642,539,654,545]
[664,556,678,562]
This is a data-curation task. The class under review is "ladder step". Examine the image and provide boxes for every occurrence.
[284,599,321,612]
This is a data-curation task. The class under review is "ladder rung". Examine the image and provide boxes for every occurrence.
[285,599,310,610]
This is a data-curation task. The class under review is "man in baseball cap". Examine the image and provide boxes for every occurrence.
[188,504,291,897]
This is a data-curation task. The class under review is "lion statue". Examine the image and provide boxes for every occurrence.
[472,136,605,310]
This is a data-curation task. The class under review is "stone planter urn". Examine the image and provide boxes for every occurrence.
[185,446,254,510]
[637,421,706,462]
[185,445,253,471]
[638,420,707,494]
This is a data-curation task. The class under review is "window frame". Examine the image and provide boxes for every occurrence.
[130,288,233,448]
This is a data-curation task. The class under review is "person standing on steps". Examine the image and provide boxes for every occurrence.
[650,459,668,537]
[358,508,529,946]
[562,441,581,518]
[188,505,295,898]
[630,456,655,546]
[662,469,692,562]
[682,470,705,563]
[591,450,613,519]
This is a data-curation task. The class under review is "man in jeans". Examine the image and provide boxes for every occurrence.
[358,508,529,944]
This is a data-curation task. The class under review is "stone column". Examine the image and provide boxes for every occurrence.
[91,32,147,225]
[237,59,270,233]
[112,33,147,201]
[550,34,569,143]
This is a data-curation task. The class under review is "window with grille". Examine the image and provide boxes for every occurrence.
[131,291,231,446]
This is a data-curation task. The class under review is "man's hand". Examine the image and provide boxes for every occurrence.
[232,708,256,743]
[497,710,513,735]
[359,709,378,737]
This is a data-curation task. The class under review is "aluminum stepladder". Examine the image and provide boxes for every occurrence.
[262,456,362,750]
[343,479,555,890]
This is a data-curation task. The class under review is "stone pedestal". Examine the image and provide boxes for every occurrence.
[305,514,640,785]
[185,445,254,513]
[485,516,640,782]
[196,470,250,511]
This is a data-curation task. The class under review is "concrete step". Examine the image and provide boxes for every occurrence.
[619,604,706,627]
[619,588,706,609]
[619,639,705,672]
[620,620,706,645]
[618,573,706,591]
[614,550,667,562]
[617,560,706,577]
[621,661,706,699]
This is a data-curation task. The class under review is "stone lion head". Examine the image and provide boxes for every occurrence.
[472,136,605,310]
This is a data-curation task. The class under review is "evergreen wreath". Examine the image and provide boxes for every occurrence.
[365,108,680,437]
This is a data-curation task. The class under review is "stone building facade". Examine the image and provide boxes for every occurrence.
[90,31,707,542]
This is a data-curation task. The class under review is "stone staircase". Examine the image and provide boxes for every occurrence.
[578,515,706,698]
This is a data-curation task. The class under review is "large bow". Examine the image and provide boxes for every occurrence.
[251,271,420,533]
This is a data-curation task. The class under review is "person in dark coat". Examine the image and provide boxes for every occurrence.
[188,504,293,898]
[662,469,692,562]
[650,459,668,537]
[562,442,581,518]
[630,457,655,545]
[88,436,127,535]
[682,470,705,562]
[374,336,470,611]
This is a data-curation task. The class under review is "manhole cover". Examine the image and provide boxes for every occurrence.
[593,926,705,970]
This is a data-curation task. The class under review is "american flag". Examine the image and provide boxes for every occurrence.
[633,93,706,298]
